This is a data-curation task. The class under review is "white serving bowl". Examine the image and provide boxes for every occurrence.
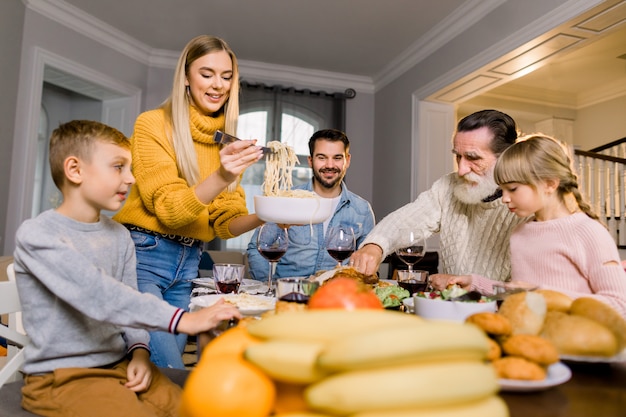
[254,195,333,225]
[413,295,497,322]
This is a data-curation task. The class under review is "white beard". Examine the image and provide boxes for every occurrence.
[453,165,499,204]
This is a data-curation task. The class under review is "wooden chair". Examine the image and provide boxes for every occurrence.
[0,263,28,387]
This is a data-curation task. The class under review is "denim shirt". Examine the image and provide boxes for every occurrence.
[246,181,375,280]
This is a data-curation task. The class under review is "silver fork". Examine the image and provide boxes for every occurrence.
[213,130,273,155]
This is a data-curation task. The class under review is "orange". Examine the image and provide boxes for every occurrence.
[199,325,262,363]
[273,381,309,414]
[180,353,276,417]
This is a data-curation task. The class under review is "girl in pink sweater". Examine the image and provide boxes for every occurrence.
[493,134,626,317]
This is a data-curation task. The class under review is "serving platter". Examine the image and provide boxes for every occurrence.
[190,294,276,316]
[560,348,626,363]
[499,362,571,392]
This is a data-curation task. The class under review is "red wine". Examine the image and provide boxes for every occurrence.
[259,249,286,261]
[398,280,427,295]
[217,281,240,294]
[279,292,310,304]
[327,249,354,262]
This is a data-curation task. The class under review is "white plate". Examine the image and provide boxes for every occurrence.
[402,297,415,313]
[560,348,626,363]
[254,195,333,225]
[190,293,276,316]
[499,362,571,392]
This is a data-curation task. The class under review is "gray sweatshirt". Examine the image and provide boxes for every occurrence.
[13,210,183,374]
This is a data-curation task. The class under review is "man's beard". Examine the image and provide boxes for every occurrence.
[313,168,344,189]
[453,165,499,204]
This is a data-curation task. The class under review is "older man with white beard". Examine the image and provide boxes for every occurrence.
[350,110,528,294]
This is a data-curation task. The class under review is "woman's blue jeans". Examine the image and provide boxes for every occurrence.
[129,230,201,369]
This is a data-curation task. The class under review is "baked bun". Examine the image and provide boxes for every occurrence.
[486,337,502,361]
[535,289,573,313]
[497,291,546,335]
[492,356,546,381]
[569,297,626,351]
[540,311,619,357]
[501,334,559,366]
[466,312,512,336]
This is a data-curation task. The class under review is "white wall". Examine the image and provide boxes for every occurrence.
[0,0,25,253]
[575,96,626,149]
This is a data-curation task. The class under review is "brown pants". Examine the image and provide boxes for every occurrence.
[21,360,182,417]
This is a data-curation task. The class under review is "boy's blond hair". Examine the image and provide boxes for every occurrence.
[48,120,129,189]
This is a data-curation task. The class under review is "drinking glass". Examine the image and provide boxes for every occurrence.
[276,277,320,304]
[256,223,289,296]
[212,263,245,294]
[395,231,426,272]
[325,225,356,268]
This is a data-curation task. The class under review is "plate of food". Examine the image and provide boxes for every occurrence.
[190,293,276,316]
[560,348,626,363]
[499,362,572,392]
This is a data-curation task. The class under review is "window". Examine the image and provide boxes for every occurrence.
[221,82,346,251]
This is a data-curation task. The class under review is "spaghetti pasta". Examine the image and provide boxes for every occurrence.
[263,141,316,198]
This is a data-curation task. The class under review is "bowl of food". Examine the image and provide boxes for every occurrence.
[413,285,496,322]
[254,195,333,225]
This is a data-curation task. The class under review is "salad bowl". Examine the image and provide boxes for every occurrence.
[413,286,496,322]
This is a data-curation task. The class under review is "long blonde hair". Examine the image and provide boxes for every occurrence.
[162,35,240,186]
[494,134,599,220]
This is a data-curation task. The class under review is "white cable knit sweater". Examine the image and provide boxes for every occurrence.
[362,173,526,289]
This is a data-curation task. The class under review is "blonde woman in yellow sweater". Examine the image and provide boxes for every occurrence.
[114,35,264,368]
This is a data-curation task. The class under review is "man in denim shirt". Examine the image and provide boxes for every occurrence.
[247,129,375,280]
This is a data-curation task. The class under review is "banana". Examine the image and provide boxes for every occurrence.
[318,321,489,371]
[245,340,328,384]
[246,309,421,343]
[351,395,509,417]
[305,361,498,415]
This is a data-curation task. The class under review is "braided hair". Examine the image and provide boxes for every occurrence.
[493,134,599,221]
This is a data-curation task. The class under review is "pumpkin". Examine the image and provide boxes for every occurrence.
[308,277,383,310]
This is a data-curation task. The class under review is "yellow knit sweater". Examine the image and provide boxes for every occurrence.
[113,106,248,242]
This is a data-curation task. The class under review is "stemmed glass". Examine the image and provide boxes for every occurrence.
[256,223,289,296]
[325,225,356,268]
[395,231,427,272]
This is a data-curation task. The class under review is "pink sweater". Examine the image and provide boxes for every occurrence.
[475,212,626,317]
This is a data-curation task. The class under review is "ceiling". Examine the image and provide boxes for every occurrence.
[53,0,626,109]
[61,0,468,78]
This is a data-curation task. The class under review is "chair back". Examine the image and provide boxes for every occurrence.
[0,263,29,386]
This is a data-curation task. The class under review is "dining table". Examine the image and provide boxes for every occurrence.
[500,360,626,417]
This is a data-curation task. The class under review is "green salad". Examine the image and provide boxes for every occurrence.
[375,285,410,308]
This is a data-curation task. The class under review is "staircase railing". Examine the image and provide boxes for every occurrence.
[574,137,626,248]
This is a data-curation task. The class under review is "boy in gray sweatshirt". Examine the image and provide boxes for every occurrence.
[13,120,241,417]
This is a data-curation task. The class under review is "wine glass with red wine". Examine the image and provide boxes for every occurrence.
[395,231,426,272]
[325,225,356,268]
[256,223,289,296]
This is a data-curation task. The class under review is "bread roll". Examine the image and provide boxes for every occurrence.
[535,289,573,313]
[540,311,619,357]
[466,312,512,336]
[569,297,626,351]
[501,334,559,366]
[497,291,546,335]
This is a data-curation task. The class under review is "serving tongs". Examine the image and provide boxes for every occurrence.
[213,130,273,155]
[449,290,483,302]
